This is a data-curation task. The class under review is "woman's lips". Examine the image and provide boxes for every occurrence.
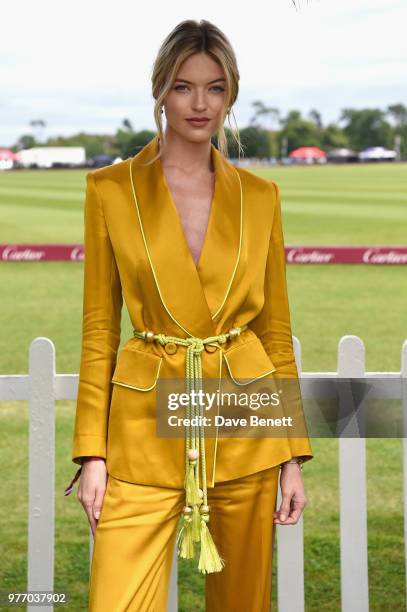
[186,118,210,127]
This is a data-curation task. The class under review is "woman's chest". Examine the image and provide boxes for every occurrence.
[165,173,215,266]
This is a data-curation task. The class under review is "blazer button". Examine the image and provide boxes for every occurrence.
[205,344,218,353]
[165,342,177,355]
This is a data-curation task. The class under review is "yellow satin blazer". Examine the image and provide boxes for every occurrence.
[71,134,313,488]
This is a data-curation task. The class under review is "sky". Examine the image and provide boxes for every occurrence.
[1,0,406,147]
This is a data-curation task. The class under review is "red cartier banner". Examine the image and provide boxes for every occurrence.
[0,244,84,262]
[1,244,407,264]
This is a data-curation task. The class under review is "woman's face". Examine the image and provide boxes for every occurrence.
[163,51,227,144]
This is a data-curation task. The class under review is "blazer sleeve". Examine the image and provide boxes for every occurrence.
[248,180,313,463]
[71,172,123,466]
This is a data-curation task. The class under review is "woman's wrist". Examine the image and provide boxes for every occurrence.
[64,457,105,496]
[81,456,106,464]
[280,457,303,470]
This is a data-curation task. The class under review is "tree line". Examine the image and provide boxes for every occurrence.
[12,102,407,161]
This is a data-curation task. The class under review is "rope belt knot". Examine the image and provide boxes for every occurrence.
[133,323,248,574]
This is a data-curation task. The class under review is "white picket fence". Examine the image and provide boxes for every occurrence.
[0,335,406,612]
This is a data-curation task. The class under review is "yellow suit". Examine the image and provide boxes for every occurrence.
[69,134,313,589]
[71,134,313,485]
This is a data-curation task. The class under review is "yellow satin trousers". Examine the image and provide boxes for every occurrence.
[89,465,280,611]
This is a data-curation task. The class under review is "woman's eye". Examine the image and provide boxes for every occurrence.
[173,85,225,92]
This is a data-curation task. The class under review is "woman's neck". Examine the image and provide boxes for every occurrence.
[159,130,214,174]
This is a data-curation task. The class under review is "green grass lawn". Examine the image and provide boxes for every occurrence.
[0,163,406,611]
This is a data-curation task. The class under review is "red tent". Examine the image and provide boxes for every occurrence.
[290,146,326,160]
[0,148,20,161]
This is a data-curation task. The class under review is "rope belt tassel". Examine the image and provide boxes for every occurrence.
[133,323,248,574]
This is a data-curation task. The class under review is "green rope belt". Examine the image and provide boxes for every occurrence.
[133,323,248,574]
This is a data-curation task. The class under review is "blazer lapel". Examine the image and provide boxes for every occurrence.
[129,135,243,338]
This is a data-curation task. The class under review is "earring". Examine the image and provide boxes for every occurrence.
[161,106,164,114]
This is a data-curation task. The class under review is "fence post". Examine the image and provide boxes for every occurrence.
[402,340,407,606]
[276,335,305,612]
[167,539,178,611]
[338,335,369,612]
[27,338,56,612]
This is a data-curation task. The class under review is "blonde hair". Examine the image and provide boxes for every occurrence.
[148,19,243,164]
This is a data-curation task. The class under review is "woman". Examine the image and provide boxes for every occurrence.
[64,19,314,611]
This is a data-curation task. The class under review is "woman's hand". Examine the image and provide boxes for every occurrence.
[273,463,307,525]
[77,458,108,536]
